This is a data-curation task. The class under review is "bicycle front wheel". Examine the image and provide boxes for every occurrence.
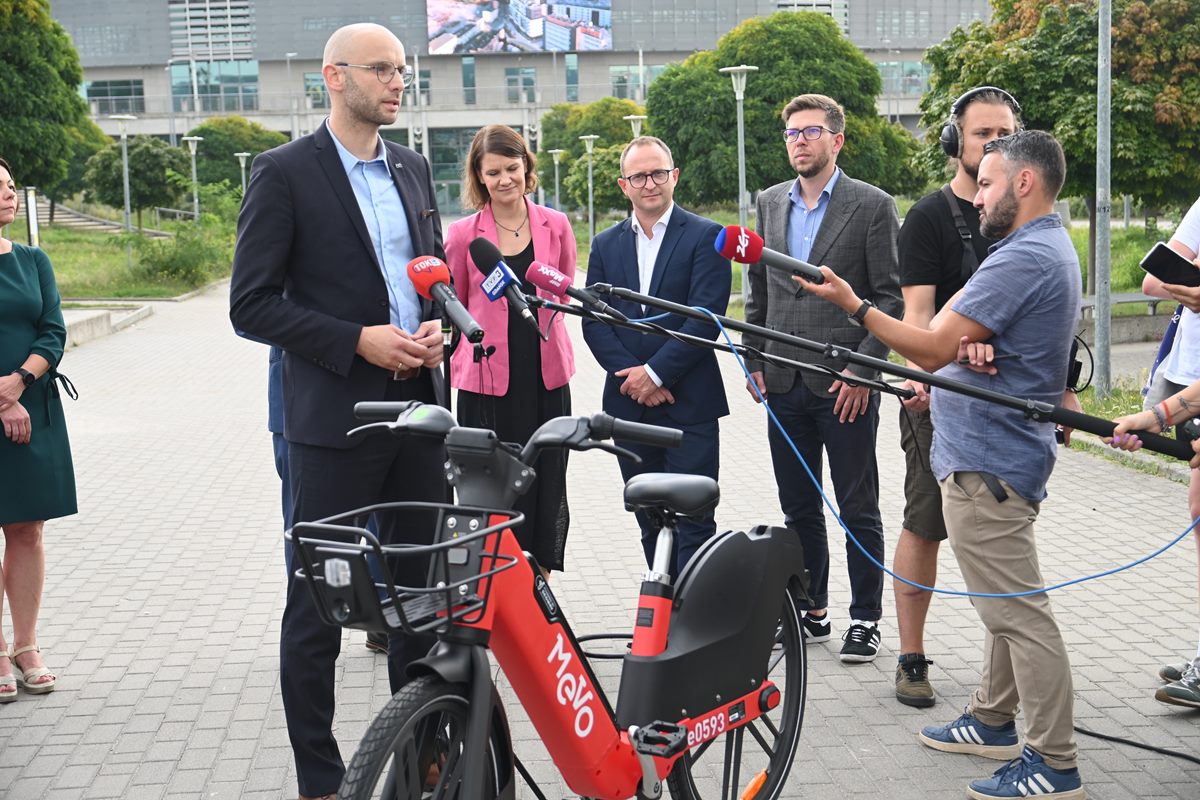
[666,591,806,800]
[340,675,514,800]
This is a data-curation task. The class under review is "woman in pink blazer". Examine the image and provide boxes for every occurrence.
[445,125,577,574]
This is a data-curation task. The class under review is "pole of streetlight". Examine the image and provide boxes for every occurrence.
[1095,0,1113,396]
[285,52,298,140]
[580,135,598,243]
[109,114,137,233]
[182,136,203,220]
[720,65,758,304]
[623,114,646,139]
[548,149,564,210]
[234,151,251,193]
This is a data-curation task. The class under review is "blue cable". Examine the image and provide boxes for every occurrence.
[627,306,1200,600]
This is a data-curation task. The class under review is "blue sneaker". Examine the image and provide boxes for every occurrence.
[918,709,1020,760]
[967,746,1084,799]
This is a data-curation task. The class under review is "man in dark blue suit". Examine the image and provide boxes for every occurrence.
[229,23,446,800]
[582,136,731,579]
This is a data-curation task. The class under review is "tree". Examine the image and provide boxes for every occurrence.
[537,96,646,203]
[561,143,625,214]
[184,116,288,188]
[42,120,109,219]
[0,0,94,190]
[84,136,190,229]
[647,11,924,206]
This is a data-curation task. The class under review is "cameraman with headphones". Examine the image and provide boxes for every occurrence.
[890,88,1084,709]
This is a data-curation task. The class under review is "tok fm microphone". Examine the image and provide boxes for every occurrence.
[406,256,485,343]
[526,261,630,322]
[468,237,546,340]
[715,225,825,285]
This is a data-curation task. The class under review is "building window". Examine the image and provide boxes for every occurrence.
[303,72,329,109]
[462,56,476,105]
[505,67,536,104]
[565,53,578,103]
[171,59,259,112]
[168,0,255,59]
[407,70,432,107]
[610,66,639,100]
[84,79,145,114]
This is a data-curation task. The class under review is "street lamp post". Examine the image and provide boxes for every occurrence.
[234,151,251,193]
[579,135,599,243]
[109,115,137,233]
[547,149,564,210]
[622,114,647,139]
[285,52,298,140]
[719,64,758,304]
[181,136,203,220]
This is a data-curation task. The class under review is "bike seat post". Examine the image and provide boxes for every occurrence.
[647,516,675,586]
[631,513,676,658]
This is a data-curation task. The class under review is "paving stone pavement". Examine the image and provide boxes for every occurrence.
[0,283,1197,799]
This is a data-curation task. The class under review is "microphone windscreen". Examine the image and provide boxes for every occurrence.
[406,255,451,300]
[715,225,765,264]
[526,261,570,296]
[468,237,504,276]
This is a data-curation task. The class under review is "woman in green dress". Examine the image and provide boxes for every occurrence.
[0,156,76,700]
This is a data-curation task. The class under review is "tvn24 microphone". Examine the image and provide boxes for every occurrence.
[406,255,485,343]
[526,261,630,322]
[715,225,824,284]
[468,237,545,339]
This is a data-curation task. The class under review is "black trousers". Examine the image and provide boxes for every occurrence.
[281,376,446,797]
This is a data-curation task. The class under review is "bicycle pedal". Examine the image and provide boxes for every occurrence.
[631,720,688,758]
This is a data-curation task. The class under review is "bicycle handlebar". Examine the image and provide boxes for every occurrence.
[354,401,419,421]
[591,414,684,449]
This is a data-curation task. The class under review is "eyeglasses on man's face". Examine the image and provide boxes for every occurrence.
[335,62,415,87]
[783,126,837,143]
[622,169,673,188]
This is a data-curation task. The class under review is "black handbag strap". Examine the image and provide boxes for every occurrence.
[941,183,980,284]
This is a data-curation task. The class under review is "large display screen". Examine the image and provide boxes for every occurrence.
[427,0,613,54]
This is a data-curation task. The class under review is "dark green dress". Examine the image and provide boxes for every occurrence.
[0,243,77,523]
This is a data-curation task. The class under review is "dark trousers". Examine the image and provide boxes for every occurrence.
[282,379,446,797]
[617,419,719,579]
[766,380,884,622]
[273,431,295,575]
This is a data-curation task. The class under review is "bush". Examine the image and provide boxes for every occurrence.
[131,217,234,286]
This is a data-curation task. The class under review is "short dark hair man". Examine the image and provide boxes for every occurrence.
[800,130,1085,800]
[743,93,903,664]
[229,23,447,800]
[582,136,731,579]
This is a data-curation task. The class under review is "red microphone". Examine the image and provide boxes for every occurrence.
[526,261,629,322]
[406,256,485,343]
[714,225,824,284]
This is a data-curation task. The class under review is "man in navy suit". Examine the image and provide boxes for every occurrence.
[229,23,446,800]
[582,136,731,579]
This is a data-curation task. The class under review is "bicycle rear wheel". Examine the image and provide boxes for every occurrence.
[340,675,514,800]
[666,592,806,800]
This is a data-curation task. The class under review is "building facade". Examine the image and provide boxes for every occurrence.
[52,0,989,212]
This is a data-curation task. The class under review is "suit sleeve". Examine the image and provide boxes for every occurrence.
[741,192,770,373]
[645,224,731,387]
[228,152,363,376]
[582,236,640,373]
[848,195,903,379]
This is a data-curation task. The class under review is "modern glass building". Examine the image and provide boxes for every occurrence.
[52,0,989,212]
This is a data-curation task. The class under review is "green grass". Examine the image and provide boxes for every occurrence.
[1068,225,1163,293]
[37,226,197,298]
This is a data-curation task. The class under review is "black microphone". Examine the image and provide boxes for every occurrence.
[407,256,485,343]
[715,225,824,284]
[526,261,630,322]
[468,237,545,339]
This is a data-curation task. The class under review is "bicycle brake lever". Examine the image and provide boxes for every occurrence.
[346,420,399,440]
[580,440,642,463]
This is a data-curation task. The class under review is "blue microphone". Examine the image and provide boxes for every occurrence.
[469,237,545,339]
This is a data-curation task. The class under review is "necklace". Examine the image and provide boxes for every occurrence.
[492,207,528,238]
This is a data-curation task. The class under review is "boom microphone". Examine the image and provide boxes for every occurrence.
[526,261,630,322]
[468,237,545,339]
[715,225,824,284]
[406,256,485,343]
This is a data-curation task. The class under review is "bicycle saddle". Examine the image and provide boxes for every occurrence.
[623,473,720,519]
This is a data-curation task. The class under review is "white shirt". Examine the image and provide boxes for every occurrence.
[631,203,675,386]
[1161,197,1200,384]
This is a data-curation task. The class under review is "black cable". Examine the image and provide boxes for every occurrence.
[1074,724,1200,765]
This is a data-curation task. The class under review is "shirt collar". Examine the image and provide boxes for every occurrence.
[987,212,1063,254]
[787,167,841,208]
[631,202,675,237]
[325,119,387,175]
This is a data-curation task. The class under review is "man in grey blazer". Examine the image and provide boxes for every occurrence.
[743,93,902,664]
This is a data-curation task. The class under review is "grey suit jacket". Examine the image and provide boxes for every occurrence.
[743,170,902,395]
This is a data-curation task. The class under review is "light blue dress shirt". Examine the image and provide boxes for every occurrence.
[326,121,422,333]
[786,167,841,264]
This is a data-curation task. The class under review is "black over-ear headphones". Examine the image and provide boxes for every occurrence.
[939,86,1022,159]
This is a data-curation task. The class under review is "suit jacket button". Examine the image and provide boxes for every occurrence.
[378,299,388,307]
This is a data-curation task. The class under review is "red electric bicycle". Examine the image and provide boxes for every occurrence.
[289,401,809,800]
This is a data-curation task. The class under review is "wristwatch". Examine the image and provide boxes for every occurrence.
[848,299,875,327]
[11,368,35,388]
